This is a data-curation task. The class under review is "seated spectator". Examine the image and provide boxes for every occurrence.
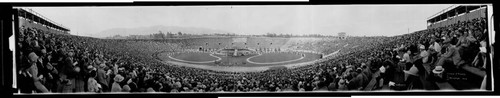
[21,52,50,93]
[419,45,430,63]
[428,39,442,64]
[403,64,422,90]
[122,85,131,92]
[436,38,464,68]
[337,79,348,91]
[472,40,488,69]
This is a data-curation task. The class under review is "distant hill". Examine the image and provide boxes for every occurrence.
[93,25,233,38]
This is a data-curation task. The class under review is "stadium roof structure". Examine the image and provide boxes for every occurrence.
[427,4,487,24]
[16,8,70,32]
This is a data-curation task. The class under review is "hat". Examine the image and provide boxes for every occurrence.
[432,66,445,74]
[356,68,362,72]
[68,52,74,57]
[122,85,131,92]
[419,44,425,50]
[388,81,396,87]
[41,49,47,54]
[28,52,39,62]
[114,75,125,82]
[87,65,94,70]
[74,67,81,73]
[147,87,155,92]
[404,65,419,76]
[379,66,386,73]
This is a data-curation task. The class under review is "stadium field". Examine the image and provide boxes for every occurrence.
[157,51,324,72]
[248,52,302,63]
[170,52,219,62]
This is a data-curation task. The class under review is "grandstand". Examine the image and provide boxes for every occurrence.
[427,5,487,29]
[424,4,491,90]
[15,8,70,34]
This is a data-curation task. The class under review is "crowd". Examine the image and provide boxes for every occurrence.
[16,17,490,93]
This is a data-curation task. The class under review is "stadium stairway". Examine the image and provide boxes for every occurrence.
[363,71,380,91]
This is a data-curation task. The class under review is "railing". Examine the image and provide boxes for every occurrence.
[427,5,458,20]
[427,5,487,29]
[16,8,69,31]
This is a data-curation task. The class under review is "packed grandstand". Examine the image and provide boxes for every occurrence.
[15,6,491,93]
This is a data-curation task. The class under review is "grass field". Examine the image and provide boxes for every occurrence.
[248,52,302,63]
[157,51,322,72]
[171,52,219,62]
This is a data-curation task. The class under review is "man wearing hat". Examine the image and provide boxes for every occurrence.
[87,66,102,92]
[122,85,131,92]
[419,44,430,64]
[428,39,442,64]
[111,75,124,92]
[403,63,423,90]
[337,79,348,91]
[23,52,49,93]
[96,63,110,92]
[436,37,464,69]
[432,66,445,81]
[41,50,59,92]
[59,51,77,93]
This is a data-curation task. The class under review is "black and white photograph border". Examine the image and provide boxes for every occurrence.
[8,4,495,94]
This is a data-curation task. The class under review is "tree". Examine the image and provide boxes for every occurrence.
[178,32,182,36]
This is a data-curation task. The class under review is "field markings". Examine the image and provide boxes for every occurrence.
[168,53,221,63]
[164,60,270,72]
[246,53,304,65]
[158,51,321,72]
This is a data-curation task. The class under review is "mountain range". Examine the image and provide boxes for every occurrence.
[93,25,234,38]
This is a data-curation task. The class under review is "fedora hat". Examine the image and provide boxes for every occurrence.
[432,66,445,74]
[404,65,419,76]
[114,75,125,82]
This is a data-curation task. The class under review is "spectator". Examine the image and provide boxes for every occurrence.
[87,67,101,92]
[96,63,110,92]
[436,37,464,68]
[111,74,124,92]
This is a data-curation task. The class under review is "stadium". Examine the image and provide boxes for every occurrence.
[11,5,494,93]
[157,37,338,72]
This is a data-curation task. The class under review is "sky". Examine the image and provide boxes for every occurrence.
[24,5,453,37]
